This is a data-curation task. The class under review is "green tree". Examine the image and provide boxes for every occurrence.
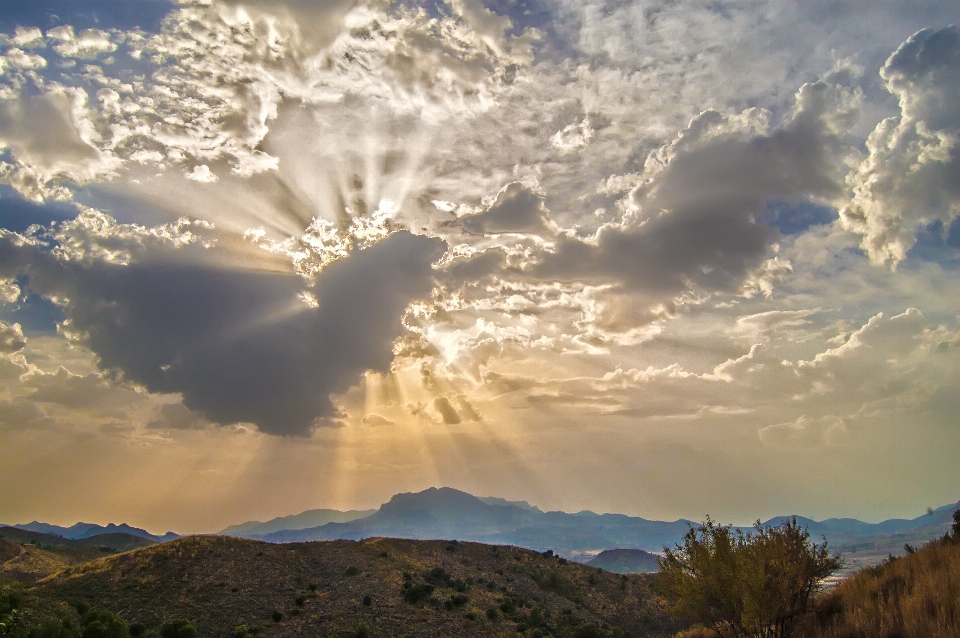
[657,517,841,638]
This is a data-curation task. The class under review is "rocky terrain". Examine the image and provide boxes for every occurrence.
[28,535,685,637]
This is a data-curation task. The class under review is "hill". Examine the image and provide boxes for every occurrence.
[0,527,156,584]
[218,508,376,537]
[587,550,660,574]
[793,533,960,637]
[23,535,687,637]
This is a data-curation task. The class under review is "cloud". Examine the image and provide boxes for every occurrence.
[0,91,115,200]
[0,398,56,431]
[758,414,848,447]
[529,82,852,321]
[841,26,960,266]
[459,182,552,235]
[361,413,394,426]
[0,223,445,436]
[147,403,210,430]
[0,321,26,353]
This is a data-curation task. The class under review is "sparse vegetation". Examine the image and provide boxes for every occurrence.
[792,527,960,638]
[657,517,841,638]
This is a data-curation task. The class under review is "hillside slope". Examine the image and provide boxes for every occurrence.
[795,535,960,638]
[32,535,687,637]
[0,527,157,584]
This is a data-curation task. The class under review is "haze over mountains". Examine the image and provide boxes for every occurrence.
[218,488,960,561]
[11,521,178,543]
[6,488,957,573]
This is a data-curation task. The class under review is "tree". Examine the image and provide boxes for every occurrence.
[657,517,842,638]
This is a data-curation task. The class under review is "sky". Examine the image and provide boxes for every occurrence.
[0,0,959,534]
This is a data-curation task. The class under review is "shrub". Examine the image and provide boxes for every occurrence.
[270,611,282,623]
[343,566,360,577]
[159,620,197,638]
[658,516,841,638]
[81,611,130,638]
[362,594,372,606]
[402,584,434,604]
[486,608,498,620]
[352,621,370,638]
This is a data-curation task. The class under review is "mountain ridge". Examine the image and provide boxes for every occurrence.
[12,521,177,543]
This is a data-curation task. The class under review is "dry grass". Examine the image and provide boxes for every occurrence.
[794,538,960,638]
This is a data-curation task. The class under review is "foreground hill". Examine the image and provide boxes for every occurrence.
[31,535,686,637]
[0,527,156,584]
[794,533,960,637]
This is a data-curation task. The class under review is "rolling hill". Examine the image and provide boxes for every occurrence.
[27,535,687,637]
[0,526,157,584]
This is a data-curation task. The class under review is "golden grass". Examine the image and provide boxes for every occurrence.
[796,538,960,638]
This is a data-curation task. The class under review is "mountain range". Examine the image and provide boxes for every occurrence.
[10,521,178,543]
[223,488,960,560]
[7,488,957,570]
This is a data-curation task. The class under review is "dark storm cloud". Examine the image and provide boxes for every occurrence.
[532,82,848,302]
[459,183,552,235]
[0,229,444,436]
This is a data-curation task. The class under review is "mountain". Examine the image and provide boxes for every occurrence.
[756,501,960,550]
[254,487,694,554]
[13,521,178,543]
[28,535,687,637]
[218,508,376,537]
[587,549,660,574]
[245,489,959,564]
[477,496,543,512]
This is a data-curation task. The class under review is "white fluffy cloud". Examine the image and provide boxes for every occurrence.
[841,25,960,266]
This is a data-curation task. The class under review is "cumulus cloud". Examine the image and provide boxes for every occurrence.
[0,321,26,353]
[529,82,853,322]
[841,26,960,266]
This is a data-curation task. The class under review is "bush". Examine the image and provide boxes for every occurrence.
[402,583,434,604]
[352,621,370,638]
[658,516,841,638]
[159,620,197,638]
[81,611,130,638]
